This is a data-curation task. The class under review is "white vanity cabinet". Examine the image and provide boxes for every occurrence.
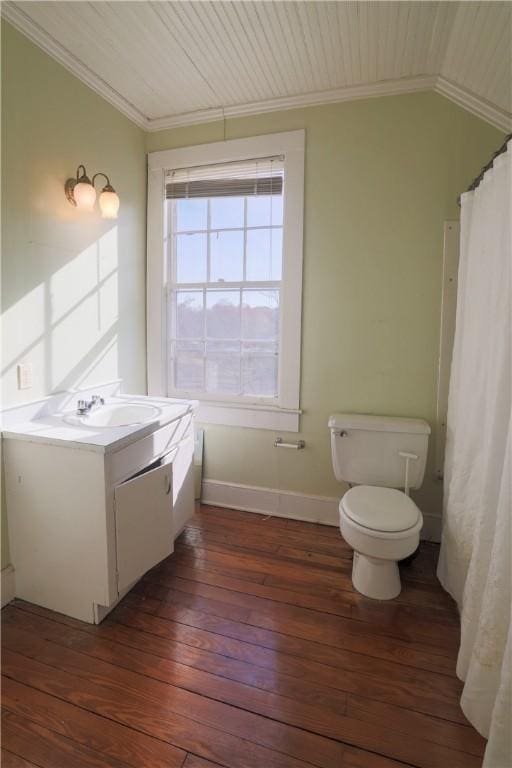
[3,403,195,624]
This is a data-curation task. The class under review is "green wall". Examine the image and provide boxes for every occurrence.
[1,23,147,568]
[147,93,503,523]
[0,20,504,568]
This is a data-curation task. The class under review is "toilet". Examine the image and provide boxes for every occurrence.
[328,413,430,600]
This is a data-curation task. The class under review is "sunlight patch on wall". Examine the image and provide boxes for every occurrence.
[49,227,119,391]
[1,282,45,376]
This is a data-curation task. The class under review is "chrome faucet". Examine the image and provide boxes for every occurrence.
[76,395,105,416]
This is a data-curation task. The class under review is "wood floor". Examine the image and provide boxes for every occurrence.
[1,504,486,768]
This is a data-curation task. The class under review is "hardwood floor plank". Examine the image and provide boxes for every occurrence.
[183,756,227,768]
[140,568,458,640]
[144,573,458,649]
[2,609,352,744]
[184,517,353,559]
[186,511,454,608]
[1,710,134,768]
[1,630,350,768]
[2,676,187,768]
[8,602,349,715]
[2,650,317,768]
[8,601,473,752]
[108,600,466,723]
[0,750,41,768]
[346,695,485,758]
[1,505,480,768]
[1,626,476,768]
[171,543,456,618]
[129,582,463,700]
[123,588,461,684]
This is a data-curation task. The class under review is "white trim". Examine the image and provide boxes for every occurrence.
[434,77,511,133]
[435,221,460,480]
[201,479,339,526]
[146,76,438,131]
[197,402,300,432]
[1,565,16,608]
[147,131,305,426]
[1,5,509,135]
[201,479,442,541]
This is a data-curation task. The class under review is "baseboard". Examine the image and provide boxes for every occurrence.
[201,478,442,541]
[201,479,339,526]
[1,565,16,608]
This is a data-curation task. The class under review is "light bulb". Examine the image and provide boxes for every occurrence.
[73,181,96,211]
[99,188,120,219]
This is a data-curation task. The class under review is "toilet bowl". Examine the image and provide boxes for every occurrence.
[328,412,430,600]
[339,485,423,599]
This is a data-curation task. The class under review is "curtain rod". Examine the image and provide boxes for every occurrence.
[457,133,511,206]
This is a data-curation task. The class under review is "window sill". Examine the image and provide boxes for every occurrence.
[196,401,301,431]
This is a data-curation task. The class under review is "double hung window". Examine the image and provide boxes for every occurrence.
[147,131,304,430]
[168,158,283,401]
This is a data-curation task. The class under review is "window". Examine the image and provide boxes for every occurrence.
[147,131,305,431]
[169,158,283,400]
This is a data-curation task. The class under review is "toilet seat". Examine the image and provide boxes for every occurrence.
[342,485,420,533]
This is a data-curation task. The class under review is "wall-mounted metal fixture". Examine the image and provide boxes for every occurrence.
[65,165,120,219]
[274,437,305,450]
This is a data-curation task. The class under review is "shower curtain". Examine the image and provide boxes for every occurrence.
[438,140,511,768]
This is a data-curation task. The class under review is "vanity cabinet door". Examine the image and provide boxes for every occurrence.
[114,458,174,594]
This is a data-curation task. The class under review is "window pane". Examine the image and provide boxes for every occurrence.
[271,228,282,280]
[174,341,204,390]
[242,342,278,396]
[206,290,240,339]
[242,289,279,340]
[246,228,282,281]
[176,233,206,283]
[176,290,203,338]
[271,194,283,226]
[210,230,243,282]
[247,196,271,227]
[206,341,241,394]
[210,197,244,229]
[175,199,207,232]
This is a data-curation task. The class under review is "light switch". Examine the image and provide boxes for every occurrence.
[17,362,33,390]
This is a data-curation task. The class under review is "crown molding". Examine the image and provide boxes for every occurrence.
[435,76,511,133]
[1,2,150,130]
[3,2,510,135]
[144,75,438,131]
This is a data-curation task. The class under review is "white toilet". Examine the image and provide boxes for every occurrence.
[328,413,430,600]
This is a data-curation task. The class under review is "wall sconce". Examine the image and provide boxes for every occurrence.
[65,165,120,219]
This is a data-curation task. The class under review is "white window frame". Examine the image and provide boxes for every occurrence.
[147,130,305,431]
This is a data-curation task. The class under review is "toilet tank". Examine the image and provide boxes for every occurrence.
[328,413,430,489]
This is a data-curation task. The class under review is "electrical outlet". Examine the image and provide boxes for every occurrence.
[17,362,33,390]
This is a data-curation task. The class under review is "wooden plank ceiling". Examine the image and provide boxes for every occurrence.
[3,1,511,130]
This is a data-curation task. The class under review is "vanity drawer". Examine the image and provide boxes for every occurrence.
[106,412,193,487]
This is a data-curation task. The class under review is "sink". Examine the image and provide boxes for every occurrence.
[65,403,161,428]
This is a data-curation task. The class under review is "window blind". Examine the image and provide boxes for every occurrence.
[165,156,284,200]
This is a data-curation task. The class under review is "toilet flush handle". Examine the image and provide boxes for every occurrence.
[398,451,418,497]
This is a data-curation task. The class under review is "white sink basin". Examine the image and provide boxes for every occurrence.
[66,403,161,428]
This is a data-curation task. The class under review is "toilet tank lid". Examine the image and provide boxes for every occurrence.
[328,413,431,434]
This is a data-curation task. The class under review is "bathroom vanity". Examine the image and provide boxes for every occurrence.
[2,389,197,623]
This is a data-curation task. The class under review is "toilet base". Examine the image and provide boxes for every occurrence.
[351,551,401,600]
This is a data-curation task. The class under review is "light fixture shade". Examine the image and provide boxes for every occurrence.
[99,189,120,219]
[73,181,96,211]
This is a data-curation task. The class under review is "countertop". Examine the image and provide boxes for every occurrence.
[1,394,198,454]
